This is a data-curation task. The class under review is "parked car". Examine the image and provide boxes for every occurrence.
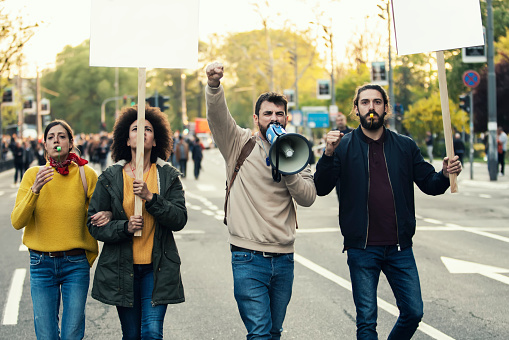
[196,132,214,149]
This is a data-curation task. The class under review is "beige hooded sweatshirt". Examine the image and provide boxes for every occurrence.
[206,85,316,253]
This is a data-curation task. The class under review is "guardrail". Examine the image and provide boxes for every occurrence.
[0,159,14,172]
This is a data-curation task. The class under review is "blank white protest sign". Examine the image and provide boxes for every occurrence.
[89,0,199,69]
[392,0,484,55]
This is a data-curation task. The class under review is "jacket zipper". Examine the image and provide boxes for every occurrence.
[364,144,370,249]
[383,143,401,251]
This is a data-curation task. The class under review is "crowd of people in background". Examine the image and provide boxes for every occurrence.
[1,131,209,186]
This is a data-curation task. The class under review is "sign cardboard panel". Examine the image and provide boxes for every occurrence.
[392,0,483,55]
[90,0,199,68]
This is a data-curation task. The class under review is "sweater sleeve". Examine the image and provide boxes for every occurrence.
[283,165,316,207]
[11,167,39,230]
[205,85,251,165]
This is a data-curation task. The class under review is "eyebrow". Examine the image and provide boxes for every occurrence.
[263,110,285,114]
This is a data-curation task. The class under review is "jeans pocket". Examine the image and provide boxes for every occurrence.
[66,253,88,263]
[231,251,253,264]
[285,253,294,263]
[29,252,42,266]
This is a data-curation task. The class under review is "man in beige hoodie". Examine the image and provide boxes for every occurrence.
[205,62,316,339]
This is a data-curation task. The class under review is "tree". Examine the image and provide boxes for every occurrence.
[334,65,371,121]
[472,55,509,132]
[403,93,468,145]
[0,1,39,131]
[0,1,38,79]
[212,28,325,128]
[42,41,139,132]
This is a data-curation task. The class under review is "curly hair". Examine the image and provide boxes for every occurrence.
[110,105,173,163]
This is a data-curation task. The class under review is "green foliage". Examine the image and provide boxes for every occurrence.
[210,28,327,127]
[403,93,469,145]
[394,53,435,109]
[334,65,370,117]
[42,41,138,133]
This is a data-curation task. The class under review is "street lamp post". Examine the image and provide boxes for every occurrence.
[486,0,498,180]
[101,95,134,127]
[387,0,395,131]
[379,0,396,131]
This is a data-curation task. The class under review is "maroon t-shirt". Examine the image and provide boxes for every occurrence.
[365,131,398,246]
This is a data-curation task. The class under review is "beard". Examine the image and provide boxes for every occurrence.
[259,121,286,139]
[359,111,385,130]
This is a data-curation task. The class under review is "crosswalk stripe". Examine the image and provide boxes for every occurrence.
[2,268,27,325]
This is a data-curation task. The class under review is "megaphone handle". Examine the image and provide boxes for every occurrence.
[272,138,282,182]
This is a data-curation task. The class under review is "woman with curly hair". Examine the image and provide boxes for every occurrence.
[87,105,187,339]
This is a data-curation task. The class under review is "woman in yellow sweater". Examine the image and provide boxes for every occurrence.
[11,120,103,340]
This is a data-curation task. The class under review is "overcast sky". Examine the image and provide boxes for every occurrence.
[3,0,384,77]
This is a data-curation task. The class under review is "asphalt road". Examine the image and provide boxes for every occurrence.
[0,149,508,339]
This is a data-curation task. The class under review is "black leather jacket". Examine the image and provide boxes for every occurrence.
[314,127,450,249]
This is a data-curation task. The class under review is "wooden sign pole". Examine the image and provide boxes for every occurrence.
[134,67,147,236]
[436,51,458,193]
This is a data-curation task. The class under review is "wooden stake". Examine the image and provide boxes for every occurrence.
[134,68,146,236]
[436,51,458,193]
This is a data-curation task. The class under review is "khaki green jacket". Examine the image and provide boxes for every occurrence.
[87,158,187,307]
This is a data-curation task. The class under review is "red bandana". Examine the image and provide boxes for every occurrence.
[49,152,88,175]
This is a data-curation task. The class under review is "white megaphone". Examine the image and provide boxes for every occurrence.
[265,123,312,182]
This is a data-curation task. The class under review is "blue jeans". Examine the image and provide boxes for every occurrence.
[347,246,423,340]
[232,249,294,340]
[116,264,167,340]
[29,250,90,340]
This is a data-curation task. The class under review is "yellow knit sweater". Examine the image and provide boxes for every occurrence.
[11,163,99,266]
[123,163,158,264]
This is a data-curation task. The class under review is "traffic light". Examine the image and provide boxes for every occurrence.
[2,88,13,103]
[146,96,156,107]
[459,94,470,113]
[159,95,169,112]
[123,95,127,105]
[394,103,401,115]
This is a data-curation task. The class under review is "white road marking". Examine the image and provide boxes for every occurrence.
[479,194,492,199]
[297,228,340,233]
[2,268,27,325]
[295,254,455,340]
[296,221,509,244]
[423,218,442,225]
[196,184,217,192]
[442,257,509,286]
[446,223,509,244]
[19,233,28,251]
